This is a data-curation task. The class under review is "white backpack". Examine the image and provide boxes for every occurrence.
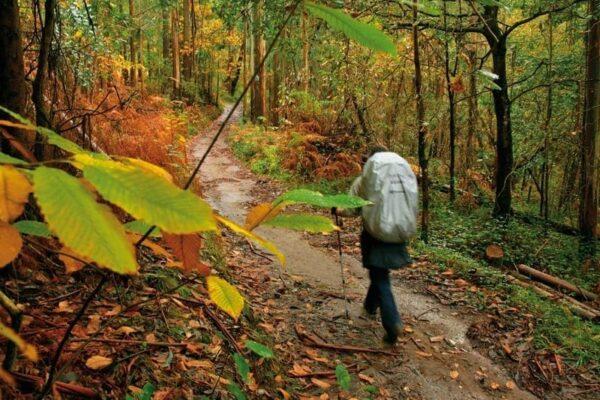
[350,152,419,243]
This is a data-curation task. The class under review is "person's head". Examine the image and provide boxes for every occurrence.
[362,144,389,164]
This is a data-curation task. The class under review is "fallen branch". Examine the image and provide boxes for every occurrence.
[515,264,597,301]
[71,338,188,347]
[294,325,400,356]
[507,274,600,321]
[11,372,98,399]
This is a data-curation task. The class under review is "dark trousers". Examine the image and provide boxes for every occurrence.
[364,268,402,335]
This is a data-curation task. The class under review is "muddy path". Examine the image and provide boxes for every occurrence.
[190,106,538,400]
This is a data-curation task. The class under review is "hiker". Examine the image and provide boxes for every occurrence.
[334,145,418,344]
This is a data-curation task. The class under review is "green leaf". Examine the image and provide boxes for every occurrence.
[13,220,52,238]
[0,105,85,154]
[206,275,245,320]
[74,155,216,234]
[263,214,338,233]
[245,340,274,359]
[274,189,370,209]
[335,363,351,390]
[227,382,247,400]
[0,152,27,165]
[124,220,162,237]
[233,353,250,383]
[304,2,397,56]
[32,166,138,275]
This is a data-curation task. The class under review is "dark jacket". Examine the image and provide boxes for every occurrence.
[360,229,412,270]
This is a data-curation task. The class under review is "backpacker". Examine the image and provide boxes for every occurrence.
[351,152,419,243]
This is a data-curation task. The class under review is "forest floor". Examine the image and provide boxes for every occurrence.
[189,105,565,400]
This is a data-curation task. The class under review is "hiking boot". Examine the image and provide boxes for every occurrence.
[383,323,404,345]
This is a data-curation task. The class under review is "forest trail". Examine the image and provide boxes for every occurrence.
[191,106,539,400]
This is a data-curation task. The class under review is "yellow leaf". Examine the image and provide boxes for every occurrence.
[0,321,38,361]
[244,203,282,231]
[163,233,210,276]
[0,223,22,268]
[311,377,331,389]
[215,215,285,266]
[120,157,173,182]
[0,166,32,222]
[450,370,459,380]
[85,355,113,370]
[206,276,244,320]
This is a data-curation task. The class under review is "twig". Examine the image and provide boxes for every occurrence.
[295,325,400,356]
[12,372,99,399]
[70,338,188,347]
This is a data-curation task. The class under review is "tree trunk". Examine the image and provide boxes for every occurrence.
[465,48,479,171]
[413,0,430,242]
[301,11,310,92]
[0,0,28,154]
[182,0,192,81]
[579,0,599,250]
[32,0,57,159]
[270,48,281,125]
[230,39,244,96]
[251,0,266,122]
[172,8,181,97]
[129,0,137,87]
[484,7,513,217]
[541,13,553,221]
[443,1,457,201]
[137,28,144,91]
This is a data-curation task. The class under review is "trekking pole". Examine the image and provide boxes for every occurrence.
[333,209,351,320]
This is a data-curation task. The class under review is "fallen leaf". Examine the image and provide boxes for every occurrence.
[57,301,75,313]
[450,370,459,380]
[105,305,122,316]
[289,363,311,376]
[87,315,101,334]
[430,335,444,343]
[278,388,291,399]
[490,382,500,390]
[58,247,88,273]
[85,355,113,370]
[441,269,454,276]
[403,326,413,333]
[506,380,516,390]
[0,223,22,268]
[311,378,331,389]
[0,367,16,387]
[454,278,469,287]
[358,373,374,384]
[415,351,433,358]
[184,359,214,369]
[163,233,209,275]
[117,326,136,335]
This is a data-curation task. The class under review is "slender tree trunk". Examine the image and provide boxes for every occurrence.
[32,0,57,159]
[129,0,137,87]
[162,8,170,61]
[541,13,553,220]
[230,39,244,96]
[465,48,479,171]
[182,0,192,81]
[243,14,249,118]
[484,6,513,217]
[137,28,144,91]
[172,8,180,97]
[0,0,28,154]
[301,10,310,92]
[579,0,599,253]
[270,48,281,125]
[251,0,266,121]
[443,1,457,201]
[413,0,430,242]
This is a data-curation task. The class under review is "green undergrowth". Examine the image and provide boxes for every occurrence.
[428,192,599,291]
[414,242,600,368]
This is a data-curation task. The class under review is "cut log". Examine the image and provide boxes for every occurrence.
[485,244,504,264]
[506,275,600,321]
[515,264,597,301]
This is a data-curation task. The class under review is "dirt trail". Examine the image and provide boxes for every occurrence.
[191,106,538,400]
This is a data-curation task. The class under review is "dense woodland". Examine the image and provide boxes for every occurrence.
[0,0,598,399]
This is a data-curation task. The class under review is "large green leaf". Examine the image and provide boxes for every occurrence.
[263,213,338,233]
[0,152,27,165]
[273,189,370,209]
[32,166,138,274]
[13,220,52,238]
[304,2,397,56]
[0,105,85,154]
[74,155,216,234]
